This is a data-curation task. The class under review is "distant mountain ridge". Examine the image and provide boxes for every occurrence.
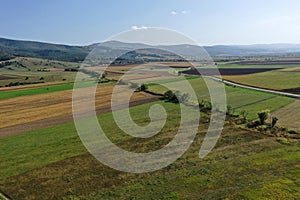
[0,38,89,62]
[1,37,300,62]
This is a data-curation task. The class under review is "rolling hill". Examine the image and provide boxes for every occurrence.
[1,37,300,62]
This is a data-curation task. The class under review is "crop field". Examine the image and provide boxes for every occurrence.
[148,77,294,119]
[158,62,300,69]
[0,60,299,199]
[2,3,300,198]
[182,67,283,75]
[0,83,155,136]
[0,101,299,199]
[272,100,300,132]
[222,69,300,91]
[0,81,92,100]
[280,66,300,72]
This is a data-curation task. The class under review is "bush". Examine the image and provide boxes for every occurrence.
[64,68,78,72]
[206,102,212,110]
[240,110,248,122]
[226,105,235,116]
[247,120,260,128]
[164,90,178,103]
[271,116,279,128]
[164,90,190,104]
[257,110,269,125]
[276,137,290,145]
[140,83,148,92]
[287,130,297,134]
[198,100,205,108]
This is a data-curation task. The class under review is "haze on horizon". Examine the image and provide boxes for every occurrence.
[1,0,300,46]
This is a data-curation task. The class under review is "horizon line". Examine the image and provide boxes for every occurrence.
[1,36,300,47]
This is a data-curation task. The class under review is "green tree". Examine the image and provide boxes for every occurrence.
[257,110,269,125]
[271,116,279,128]
[140,83,148,92]
[164,90,178,103]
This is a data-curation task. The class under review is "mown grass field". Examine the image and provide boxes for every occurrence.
[0,101,181,178]
[0,101,299,199]
[148,77,294,119]
[222,70,300,91]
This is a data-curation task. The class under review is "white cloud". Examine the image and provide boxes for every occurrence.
[171,10,189,15]
[131,26,148,30]
[181,10,188,14]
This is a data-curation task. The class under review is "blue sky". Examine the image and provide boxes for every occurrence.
[1,0,300,45]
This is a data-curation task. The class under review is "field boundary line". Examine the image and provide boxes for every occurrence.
[234,96,276,109]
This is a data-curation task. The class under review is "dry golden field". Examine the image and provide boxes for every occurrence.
[272,100,300,132]
[0,84,154,130]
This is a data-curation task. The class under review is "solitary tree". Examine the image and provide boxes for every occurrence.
[140,83,148,92]
[164,90,179,103]
[257,110,269,125]
[271,116,279,128]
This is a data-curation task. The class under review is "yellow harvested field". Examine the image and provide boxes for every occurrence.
[279,66,300,72]
[0,84,153,129]
[272,100,300,132]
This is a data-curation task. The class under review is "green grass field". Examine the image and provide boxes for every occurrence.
[1,100,299,199]
[148,77,295,119]
[0,80,116,100]
[0,101,182,178]
[222,70,300,91]
[0,83,74,99]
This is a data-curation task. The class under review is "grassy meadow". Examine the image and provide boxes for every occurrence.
[148,76,295,119]
[222,70,300,91]
[0,100,299,199]
[0,60,299,199]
